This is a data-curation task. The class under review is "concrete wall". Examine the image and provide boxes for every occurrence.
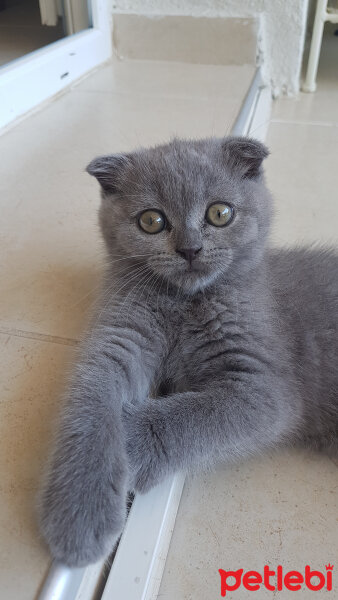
[110,0,310,96]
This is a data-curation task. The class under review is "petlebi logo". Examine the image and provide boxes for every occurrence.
[218,564,334,596]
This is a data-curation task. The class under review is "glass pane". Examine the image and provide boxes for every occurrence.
[0,0,91,68]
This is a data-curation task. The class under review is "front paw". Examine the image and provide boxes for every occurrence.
[123,403,169,494]
[38,456,128,567]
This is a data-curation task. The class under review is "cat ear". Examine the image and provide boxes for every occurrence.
[86,154,131,193]
[222,136,269,179]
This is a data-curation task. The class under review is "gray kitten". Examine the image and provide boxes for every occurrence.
[38,136,338,567]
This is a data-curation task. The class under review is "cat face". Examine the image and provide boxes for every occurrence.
[87,137,271,294]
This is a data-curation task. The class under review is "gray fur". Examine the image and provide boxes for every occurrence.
[38,136,338,566]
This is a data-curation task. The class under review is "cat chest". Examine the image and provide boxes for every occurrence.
[168,299,244,384]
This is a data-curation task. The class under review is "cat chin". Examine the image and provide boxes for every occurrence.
[169,270,219,295]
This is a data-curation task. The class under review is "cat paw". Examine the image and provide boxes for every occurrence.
[123,403,169,493]
[38,459,128,567]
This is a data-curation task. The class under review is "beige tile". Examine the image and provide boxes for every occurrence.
[271,90,338,128]
[0,113,103,339]
[271,31,338,125]
[0,62,252,339]
[265,121,338,246]
[112,15,257,66]
[0,332,76,600]
[78,57,255,101]
[159,452,338,600]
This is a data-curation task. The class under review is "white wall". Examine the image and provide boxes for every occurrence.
[110,0,310,96]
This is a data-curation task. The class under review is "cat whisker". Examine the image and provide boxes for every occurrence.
[116,269,153,325]
[70,256,154,309]
[108,254,155,264]
[144,271,161,313]
[125,270,156,324]
[133,270,159,321]
[94,263,151,324]
[155,274,166,319]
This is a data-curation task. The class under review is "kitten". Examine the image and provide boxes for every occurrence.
[38,136,338,567]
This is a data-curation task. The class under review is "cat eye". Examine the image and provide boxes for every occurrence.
[206,203,234,227]
[138,209,166,234]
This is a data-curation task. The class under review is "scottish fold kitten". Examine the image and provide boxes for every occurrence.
[38,136,338,567]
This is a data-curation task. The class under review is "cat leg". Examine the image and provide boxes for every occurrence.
[124,376,301,493]
[38,318,166,567]
[38,371,127,567]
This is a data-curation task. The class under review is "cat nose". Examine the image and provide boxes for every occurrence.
[176,247,202,263]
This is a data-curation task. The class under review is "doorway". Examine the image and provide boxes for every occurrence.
[0,0,111,129]
[0,0,91,68]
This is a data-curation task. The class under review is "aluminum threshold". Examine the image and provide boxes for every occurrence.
[37,66,270,600]
[37,563,85,600]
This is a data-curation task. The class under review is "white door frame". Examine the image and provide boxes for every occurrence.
[0,0,112,130]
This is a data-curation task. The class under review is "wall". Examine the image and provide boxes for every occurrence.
[110,0,310,96]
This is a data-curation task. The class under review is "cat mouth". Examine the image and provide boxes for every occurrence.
[184,261,209,275]
[187,265,201,273]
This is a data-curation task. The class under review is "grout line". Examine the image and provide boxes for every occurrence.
[69,87,254,102]
[0,326,78,346]
[271,118,338,128]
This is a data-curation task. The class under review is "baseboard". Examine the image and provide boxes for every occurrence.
[113,14,258,66]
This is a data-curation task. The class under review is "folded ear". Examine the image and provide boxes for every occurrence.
[222,136,269,179]
[86,154,131,193]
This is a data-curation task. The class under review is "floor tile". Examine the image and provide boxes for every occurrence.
[271,30,338,125]
[159,452,338,599]
[265,121,338,246]
[77,57,255,100]
[0,332,76,600]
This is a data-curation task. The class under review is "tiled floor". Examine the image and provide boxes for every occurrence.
[1,27,337,599]
[0,334,75,599]
[0,58,254,599]
[158,32,338,600]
